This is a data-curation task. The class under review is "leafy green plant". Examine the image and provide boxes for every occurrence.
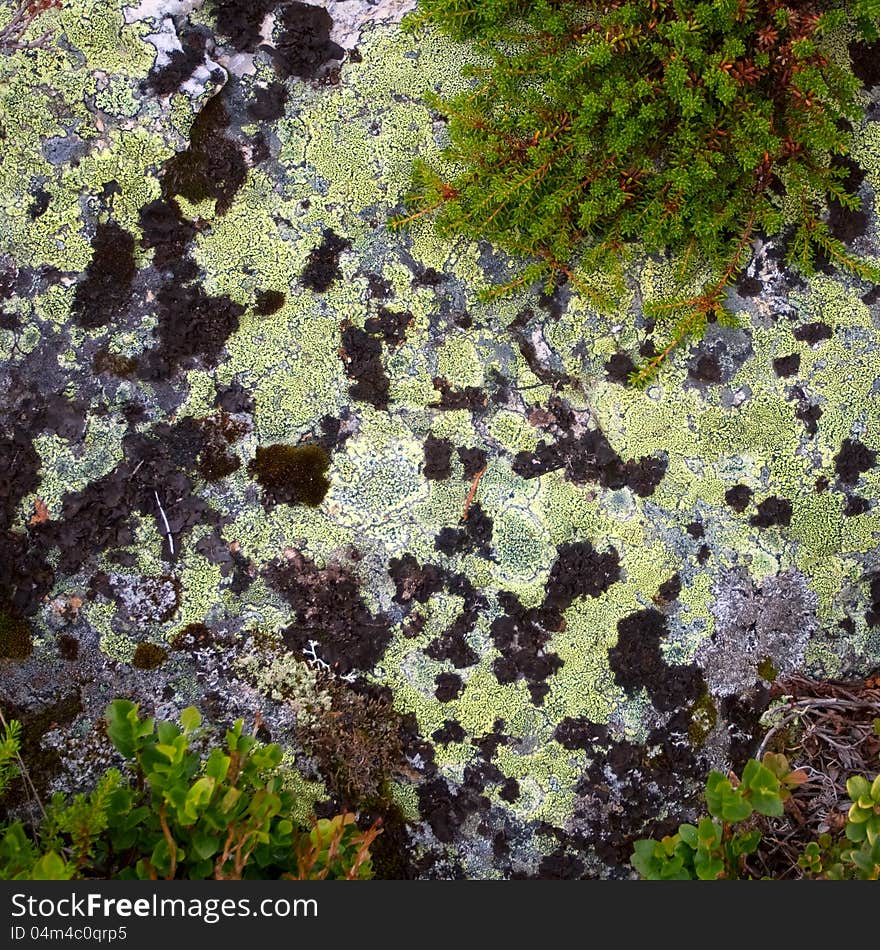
[396,0,880,383]
[0,702,380,880]
[632,752,880,879]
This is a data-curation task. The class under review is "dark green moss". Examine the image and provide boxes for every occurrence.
[247,443,330,507]
[757,656,778,683]
[687,689,718,748]
[0,609,33,660]
[132,642,168,670]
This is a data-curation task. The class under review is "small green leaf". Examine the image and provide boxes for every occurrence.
[180,707,202,734]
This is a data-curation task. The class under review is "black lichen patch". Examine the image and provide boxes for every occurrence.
[434,502,494,560]
[417,775,488,843]
[736,273,763,297]
[270,1,344,80]
[688,353,722,383]
[34,422,220,571]
[171,622,213,651]
[608,608,704,712]
[434,672,465,703]
[140,283,244,378]
[132,642,168,670]
[750,495,793,528]
[0,608,33,659]
[254,288,286,315]
[654,573,682,606]
[161,94,246,215]
[490,592,563,705]
[543,541,620,621]
[553,717,609,751]
[844,495,870,516]
[794,400,822,436]
[0,428,40,531]
[144,24,208,95]
[247,81,289,121]
[28,186,50,220]
[827,154,869,243]
[389,554,445,605]
[686,521,704,539]
[339,323,390,409]
[513,425,666,497]
[849,38,880,89]
[423,435,453,481]
[458,446,487,479]
[208,0,277,52]
[57,633,79,661]
[247,443,330,506]
[834,437,877,485]
[794,321,832,345]
[138,198,198,277]
[432,720,466,744]
[724,483,753,513]
[364,307,412,346]
[425,607,481,669]
[605,352,636,384]
[270,549,392,674]
[773,353,800,377]
[72,221,136,330]
[302,229,349,292]
[430,377,487,412]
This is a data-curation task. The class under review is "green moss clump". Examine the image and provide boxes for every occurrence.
[0,610,33,660]
[757,656,779,682]
[687,688,718,747]
[131,642,168,670]
[247,443,331,507]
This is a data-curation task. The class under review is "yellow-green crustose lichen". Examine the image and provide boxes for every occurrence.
[2,3,879,865]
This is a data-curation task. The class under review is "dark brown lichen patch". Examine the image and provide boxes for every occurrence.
[302,229,350,292]
[827,154,869,243]
[434,502,494,560]
[725,483,753,512]
[0,608,33,659]
[207,0,277,52]
[749,495,793,528]
[423,435,453,481]
[247,81,288,121]
[608,608,704,712]
[171,622,212,651]
[254,288,286,315]
[161,94,246,215]
[605,352,637,384]
[512,422,666,497]
[140,283,244,378]
[490,592,563,705]
[339,323,390,409]
[363,307,412,346]
[72,221,136,330]
[132,642,168,670]
[687,689,718,747]
[269,549,393,674]
[773,353,801,377]
[434,672,464,703]
[144,24,208,95]
[57,633,79,661]
[794,321,832,345]
[834,437,877,485]
[270,2,344,80]
[247,443,330,506]
[0,429,40,531]
[849,38,880,89]
[138,198,198,276]
[543,541,620,621]
[430,376,487,412]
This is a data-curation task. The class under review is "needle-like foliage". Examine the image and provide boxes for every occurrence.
[394,1,880,383]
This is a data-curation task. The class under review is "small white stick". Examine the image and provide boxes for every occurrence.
[154,490,175,556]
